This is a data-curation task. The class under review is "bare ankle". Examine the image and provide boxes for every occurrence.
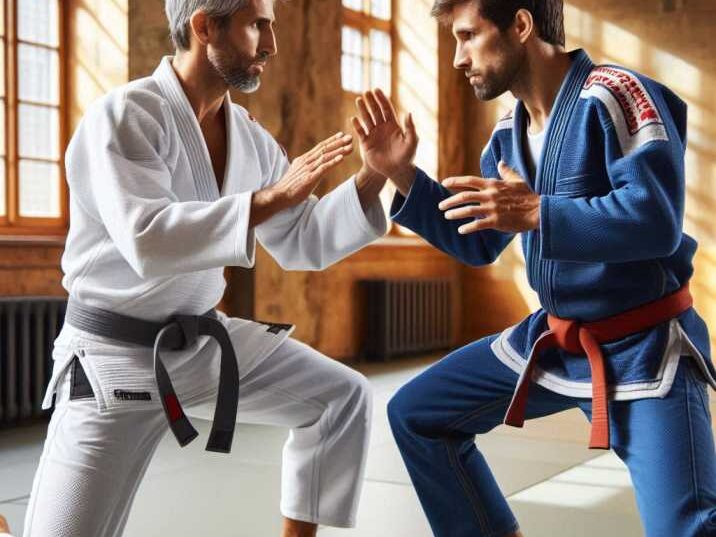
[281,517,318,537]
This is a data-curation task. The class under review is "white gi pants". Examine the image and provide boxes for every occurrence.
[23,323,372,536]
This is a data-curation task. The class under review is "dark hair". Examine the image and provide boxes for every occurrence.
[431,0,565,47]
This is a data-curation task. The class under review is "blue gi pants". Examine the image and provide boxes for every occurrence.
[388,335,716,537]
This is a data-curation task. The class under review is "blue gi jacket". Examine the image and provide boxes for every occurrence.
[391,49,714,400]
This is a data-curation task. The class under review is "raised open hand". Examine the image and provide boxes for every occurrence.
[272,131,353,207]
[352,89,418,195]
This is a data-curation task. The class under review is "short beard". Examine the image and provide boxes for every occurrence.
[472,43,525,101]
[208,44,267,93]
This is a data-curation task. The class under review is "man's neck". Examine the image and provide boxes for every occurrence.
[171,51,228,125]
[511,45,573,134]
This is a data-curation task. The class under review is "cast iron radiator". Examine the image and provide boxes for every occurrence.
[0,298,67,427]
[361,279,453,360]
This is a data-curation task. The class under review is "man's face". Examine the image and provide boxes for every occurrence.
[450,1,525,100]
[207,0,277,93]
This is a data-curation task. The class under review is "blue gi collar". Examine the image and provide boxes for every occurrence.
[512,49,595,193]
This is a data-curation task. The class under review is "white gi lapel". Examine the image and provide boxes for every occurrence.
[153,57,225,202]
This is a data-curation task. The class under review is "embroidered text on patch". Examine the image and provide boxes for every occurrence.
[580,66,669,156]
[584,67,662,135]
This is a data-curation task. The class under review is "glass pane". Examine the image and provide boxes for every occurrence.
[19,103,60,159]
[18,0,60,46]
[342,0,363,12]
[0,158,5,217]
[342,26,363,56]
[371,0,391,20]
[19,159,61,218]
[18,44,60,105]
[342,54,364,93]
[371,61,391,95]
[0,1,5,37]
[370,30,391,62]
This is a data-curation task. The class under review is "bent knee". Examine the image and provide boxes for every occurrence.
[387,381,422,431]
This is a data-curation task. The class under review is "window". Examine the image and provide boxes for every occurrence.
[1,0,66,237]
[341,0,393,96]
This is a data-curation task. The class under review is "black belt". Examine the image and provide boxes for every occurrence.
[66,300,240,454]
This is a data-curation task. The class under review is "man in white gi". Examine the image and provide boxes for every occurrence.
[23,1,393,536]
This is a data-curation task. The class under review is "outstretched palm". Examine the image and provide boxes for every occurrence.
[352,89,418,180]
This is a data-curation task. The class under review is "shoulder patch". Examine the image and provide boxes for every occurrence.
[482,110,514,157]
[581,66,668,155]
[494,110,514,133]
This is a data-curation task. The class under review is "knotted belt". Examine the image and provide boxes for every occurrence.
[66,300,240,454]
[503,284,693,450]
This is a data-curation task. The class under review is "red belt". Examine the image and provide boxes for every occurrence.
[503,284,693,449]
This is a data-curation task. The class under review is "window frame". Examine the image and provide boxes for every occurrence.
[341,0,397,100]
[0,0,69,238]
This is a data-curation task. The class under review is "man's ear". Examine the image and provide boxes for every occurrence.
[189,10,211,47]
[513,9,535,44]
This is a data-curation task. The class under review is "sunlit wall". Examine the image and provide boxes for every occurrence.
[465,1,716,349]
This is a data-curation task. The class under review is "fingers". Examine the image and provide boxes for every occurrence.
[356,96,376,132]
[498,160,525,183]
[308,151,346,181]
[457,217,498,235]
[375,88,398,124]
[404,112,418,145]
[351,116,368,141]
[441,175,490,191]
[304,133,352,165]
[364,91,386,124]
[444,204,492,221]
[438,190,490,211]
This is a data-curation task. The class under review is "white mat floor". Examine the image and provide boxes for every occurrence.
[1,355,713,536]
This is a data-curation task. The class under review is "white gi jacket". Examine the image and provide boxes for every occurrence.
[43,57,387,411]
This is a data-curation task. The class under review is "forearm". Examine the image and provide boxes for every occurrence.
[256,178,388,271]
[248,186,289,229]
[355,167,388,211]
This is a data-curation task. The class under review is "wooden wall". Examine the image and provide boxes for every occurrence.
[2,0,714,361]
[460,0,716,352]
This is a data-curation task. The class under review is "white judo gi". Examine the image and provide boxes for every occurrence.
[23,57,388,536]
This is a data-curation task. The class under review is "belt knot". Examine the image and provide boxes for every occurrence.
[548,317,584,354]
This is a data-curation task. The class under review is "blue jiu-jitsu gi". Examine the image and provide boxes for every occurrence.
[387,49,716,537]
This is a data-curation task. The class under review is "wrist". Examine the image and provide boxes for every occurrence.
[391,164,417,197]
[249,185,288,228]
[356,165,386,185]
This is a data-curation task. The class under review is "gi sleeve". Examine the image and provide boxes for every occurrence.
[71,93,255,279]
[540,81,687,263]
[389,147,515,267]
[254,139,388,271]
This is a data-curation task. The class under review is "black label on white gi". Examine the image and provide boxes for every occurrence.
[255,320,293,335]
[114,390,152,401]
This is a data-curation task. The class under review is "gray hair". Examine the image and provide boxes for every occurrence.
[165,0,249,50]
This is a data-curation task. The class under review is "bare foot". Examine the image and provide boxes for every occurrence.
[281,517,317,537]
[0,515,10,533]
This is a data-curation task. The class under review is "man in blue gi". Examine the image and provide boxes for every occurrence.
[350,0,716,535]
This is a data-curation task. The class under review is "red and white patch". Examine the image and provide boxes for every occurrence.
[581,66,668,155]
[482,110,514,157]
